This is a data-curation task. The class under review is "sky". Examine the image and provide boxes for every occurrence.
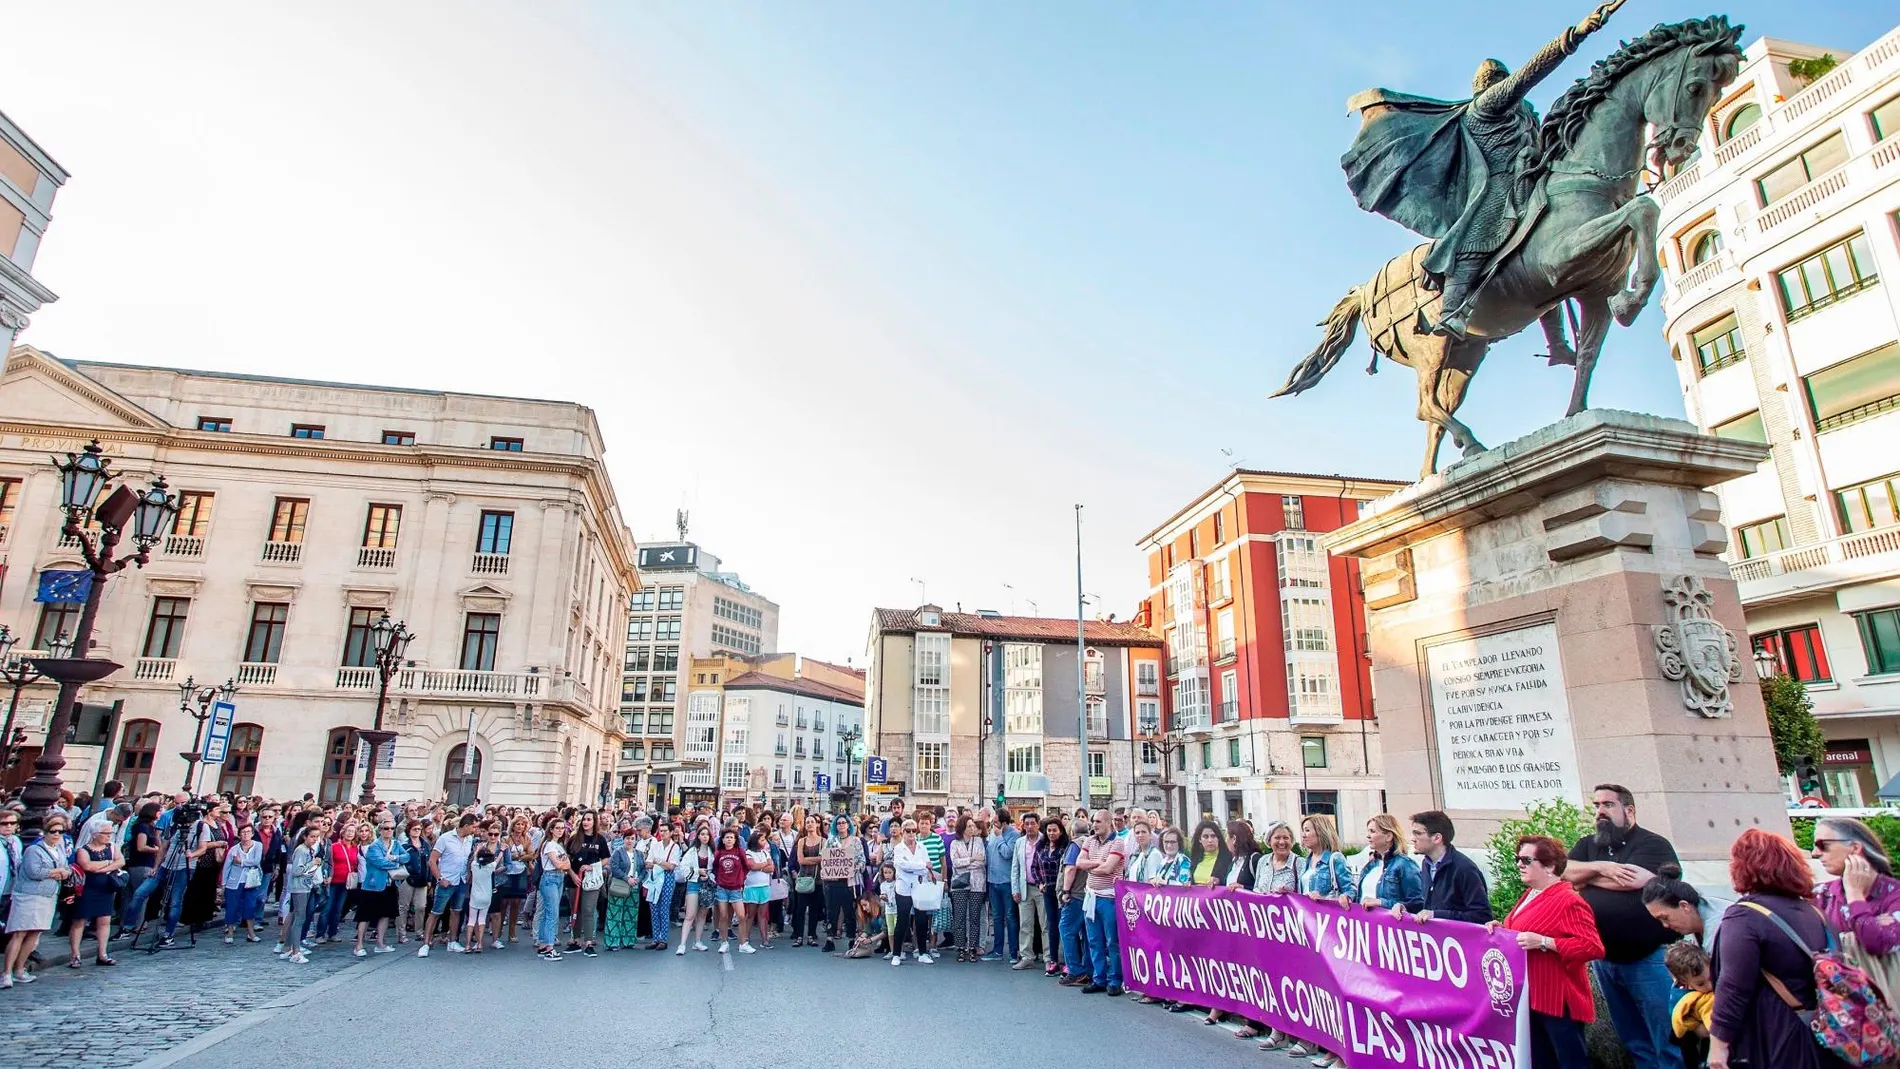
[2,1,1892,664]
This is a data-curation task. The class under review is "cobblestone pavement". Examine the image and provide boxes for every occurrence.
[2,928,367,1069]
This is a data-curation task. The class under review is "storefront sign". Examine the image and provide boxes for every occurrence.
[1826,740,1873,766]
[1117,882,1526,1068]
[1425,622,1581,810]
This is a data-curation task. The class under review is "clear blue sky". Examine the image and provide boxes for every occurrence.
[5,2,1892,660]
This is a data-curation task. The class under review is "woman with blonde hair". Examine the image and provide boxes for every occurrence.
[1352,814,1424,912]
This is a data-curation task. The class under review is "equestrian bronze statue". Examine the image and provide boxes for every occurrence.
[1273,2,1744,478]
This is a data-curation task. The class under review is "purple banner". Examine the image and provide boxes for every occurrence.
[1116,881,1528,1069]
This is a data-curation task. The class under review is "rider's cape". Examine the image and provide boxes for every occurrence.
[1341,89,1493,281]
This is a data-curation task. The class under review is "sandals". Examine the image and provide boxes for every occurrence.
[67,960,83,969]
[95,958,118,967]
[1234,1027,1262,1039]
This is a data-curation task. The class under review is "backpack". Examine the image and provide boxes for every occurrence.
[1740,900,1900,1066]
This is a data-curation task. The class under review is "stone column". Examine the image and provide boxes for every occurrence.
[1323,411,1787,878]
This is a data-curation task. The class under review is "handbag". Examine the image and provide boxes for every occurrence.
[608,875,633,899]
[911,876,944,912]
[769,877,790,902]
[796,874,817,895]
[582,863,605,891]
[1740,900,1900,1067]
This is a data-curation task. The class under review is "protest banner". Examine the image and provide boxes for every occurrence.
[1116,880,1527,1069]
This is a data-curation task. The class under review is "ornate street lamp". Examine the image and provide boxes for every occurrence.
[0,625,49,774]
[20,441,179,841]
[177,676,239,794]
[1753,642,1781,685]
[356,612,415,805]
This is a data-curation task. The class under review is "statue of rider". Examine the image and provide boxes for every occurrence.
[1341,1,1624,339]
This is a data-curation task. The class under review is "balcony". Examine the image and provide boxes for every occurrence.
[471,552,510,576]
[1287,701,1344,727]
[335,666,377,690]
[774,744,788,756]
[57,531,82,548]
[260,540,302,564]
[1732,526,1900,607]
[1084,671,1106,695]
[394,667,544,698]
[1136,678,1159,697]
[1087,713,1109,739]
[356,546,396,569]
[1218,700,1238,723]
[1216,638,1236,661]
[160,534,204,559]
[133,657,176,682]
[812,720,825,732]
[236,662,278,686]
[1005,772,1050,796]
[1137,717,1160,737]
[776,713,790,726]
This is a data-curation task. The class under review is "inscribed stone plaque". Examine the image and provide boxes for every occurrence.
[1425,622,1581,810]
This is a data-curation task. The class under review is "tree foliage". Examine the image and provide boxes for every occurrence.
[1764,674,1824,776]
[1787,54,1839,84]
[1484,798,1596,921]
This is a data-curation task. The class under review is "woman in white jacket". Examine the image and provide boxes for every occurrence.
[889,821,937,964]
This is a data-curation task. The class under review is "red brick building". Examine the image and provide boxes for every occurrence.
[1135,469,1404,830]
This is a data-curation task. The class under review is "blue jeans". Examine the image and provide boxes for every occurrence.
[1085,895,1122,988]
[319,884,349,939]
[161,868,191,937]
[1059,896,1090,978]
[535,874,565,947]
[986,884,1017,959]
[298,886,326,944]
[1593,948,1686,1069]
[123,870,161,929]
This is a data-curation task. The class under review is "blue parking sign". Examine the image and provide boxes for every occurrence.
[814,773,831,792]
[866,756,888,784]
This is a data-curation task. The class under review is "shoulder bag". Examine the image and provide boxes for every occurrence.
[1739,899,1900,1067]
[911,861,944,912]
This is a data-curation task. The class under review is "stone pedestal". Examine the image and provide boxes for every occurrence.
[1323,411,1789,875]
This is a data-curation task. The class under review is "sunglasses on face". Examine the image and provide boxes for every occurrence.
[1514,855,1538,867]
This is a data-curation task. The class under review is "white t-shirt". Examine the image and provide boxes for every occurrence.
[469,856,496,910]
[540,840,568,876]
[744,848,772,889]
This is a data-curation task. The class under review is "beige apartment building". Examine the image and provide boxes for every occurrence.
[1653,25,1900,803]
[0,109,65,356]
[0,345,637,805]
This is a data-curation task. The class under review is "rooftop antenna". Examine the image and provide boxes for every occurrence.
[675,508,690,543]
[910,577,927,605]
[1221,447,1244,470]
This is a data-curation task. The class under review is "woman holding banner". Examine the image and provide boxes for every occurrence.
[1287,814,1354,1068]
[1493,835,1604,1069]
[1352,815,1425,912]
[1187,821,1231,888]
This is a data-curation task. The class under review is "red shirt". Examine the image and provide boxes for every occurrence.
[712,847,746,890]
[1506,880,1606,1021]
[330,841,361,886]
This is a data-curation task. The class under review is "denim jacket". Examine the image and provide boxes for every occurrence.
[1299,850,1355,897]
[609,842,641,883]
[13,836,67,900]
[360,839,411,893]
[1354,849,1426,910]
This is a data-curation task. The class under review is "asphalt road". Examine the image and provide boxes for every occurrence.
[120,943,1325,1069]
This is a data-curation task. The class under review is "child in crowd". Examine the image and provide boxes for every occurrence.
[1665,941,1713,1069]
[877,862,898,956]
[465,839,497,954]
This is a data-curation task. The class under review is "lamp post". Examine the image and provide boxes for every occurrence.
[177,676,238,794]
[0,625,49,775]
[21,441,179,841]
[838,725,862,813]
[1753,642,1781,687]
[356,612,415,805]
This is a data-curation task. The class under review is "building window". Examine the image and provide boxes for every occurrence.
[1282,595,1334,652]
[1136,660,1159,695]
[1302,736,1328,769]
[0,477,17,530]
[1282,495,1304,530]
[1722,102,1762,141]
[1299,789,1339,817]
[630,591,654,613]
[628,619,654,642]
[1857,609,1900,676]
[33,600,80,651]
[1227,738,1242,767]
[1175,746,1187,772]
[290,423,325,439]
[1137,699,1160,736]
[722,761,747,789]
[914,632,950,735]
[1691,313,1745,375]
[340,607,377,668]
[244,603,289,663]
[172,491,214,538]
[646,710,673,735]
[1219,668,1238,722]
[653,647,679,672]
[1216,610,1235,659]
[1141,742,1159,768]
[1735,516,1790,559]
[489,436,525,451]
[1086,696,1108,737]
[1088,750,1106,778]
[1213,509,1225,545]
[1756,131,1848,206]
[1208,557,1231,602]
[269,498,309,543]
[1007,744,1042,774]
[1288,661,1340,719]
[914,741,947,792]
[1688,230,1723,266]
[477,510,514,554]
[142,597,190,659]
[650,741,674,762]
[114,719,160,795]
[1171,675,1210,731]
[1778,233,1879,321]
[1838,473,1900,534]
[362,504,402,548]
[1805,344,1900,433]
[659,587,687,611]
[1198,741,1212,769]
[460,613,500,671]
[656,617,682,641]
[1712,411,1767,444]
[218,724,264,795]
[711,623,760,655]
[382,430,416,446]
[1754,624,1831,684]
[1003,643,1043,734]
[197,416,232,432]
[1873,94,1900,142]
[319,728,357,804]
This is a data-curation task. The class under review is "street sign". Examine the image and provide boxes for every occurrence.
[866,756,888,784]
[200,700,237,764]
[814,773,831,792]
[864,783,900,795]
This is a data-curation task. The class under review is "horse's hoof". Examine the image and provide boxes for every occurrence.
[1460,441,1487,458]
[1542,347,1577,367]
[1610,292,1643,326]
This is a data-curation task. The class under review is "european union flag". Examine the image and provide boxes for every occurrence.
[35,570,93,604]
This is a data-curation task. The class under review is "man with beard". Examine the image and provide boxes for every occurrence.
[1565,784,1683,1069]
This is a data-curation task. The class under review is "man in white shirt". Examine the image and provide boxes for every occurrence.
[420,814,478,956]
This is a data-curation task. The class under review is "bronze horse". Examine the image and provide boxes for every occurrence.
[1275,18,1745,479]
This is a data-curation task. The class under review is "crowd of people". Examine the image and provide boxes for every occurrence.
[0,781,1893,1069]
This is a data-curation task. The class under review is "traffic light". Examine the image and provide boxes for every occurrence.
[1793,753,1823,797]
[994,782,1006,807]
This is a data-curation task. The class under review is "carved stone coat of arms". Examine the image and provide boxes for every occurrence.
[1653,574,1742,718]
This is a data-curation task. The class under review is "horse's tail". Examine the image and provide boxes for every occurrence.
[1272,286,1365,398]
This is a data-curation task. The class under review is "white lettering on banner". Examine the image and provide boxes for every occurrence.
[1404,1019,1518,1069]
[1425,623,1582,810]
[1345,1001,1410,1062]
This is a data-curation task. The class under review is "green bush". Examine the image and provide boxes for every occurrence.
[1790,814,1900,857]
[1484,798,1596,921]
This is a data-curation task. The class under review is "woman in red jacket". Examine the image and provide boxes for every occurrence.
[1491,835,1605,1069]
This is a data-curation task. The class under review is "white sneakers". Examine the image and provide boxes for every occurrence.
[353,947,367,958]
[287,951,310,964]
[491,939,504,950]
[916,952,935,964]
[738,942,757,954]
[675,944,687,956]
[445,941,465,954]
[718,941,730,954]
[373,945,397,954]
[694,941,709,952]
[416,945,429,957]
[890,953,902,966]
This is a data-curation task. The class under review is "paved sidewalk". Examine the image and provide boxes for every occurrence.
[3,929,369,1069]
